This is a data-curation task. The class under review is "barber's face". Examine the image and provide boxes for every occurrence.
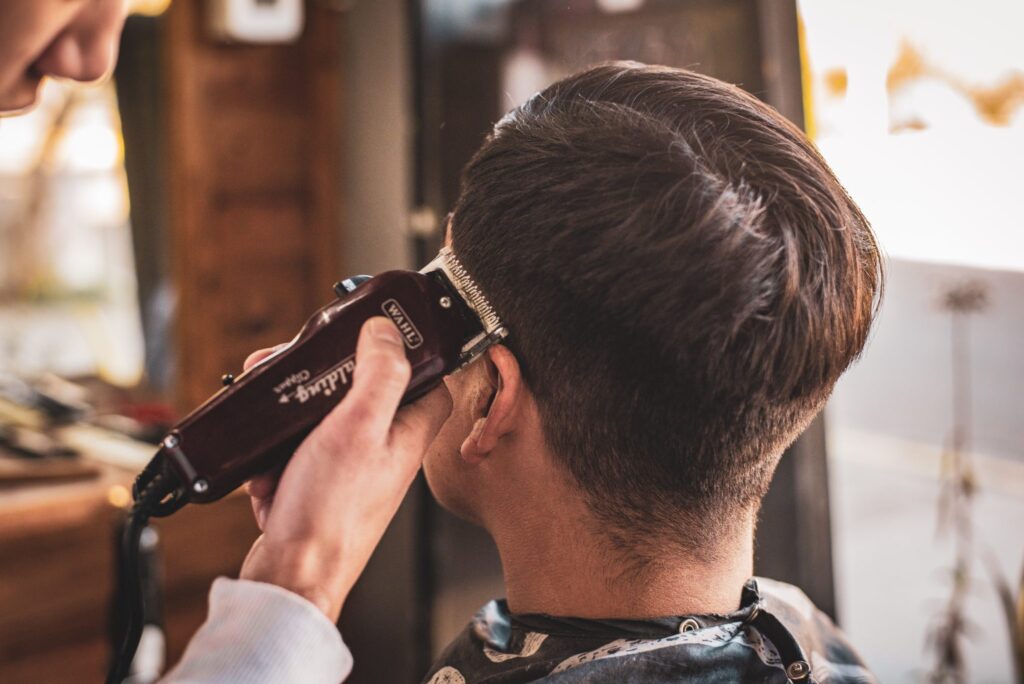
[0,0,128,114]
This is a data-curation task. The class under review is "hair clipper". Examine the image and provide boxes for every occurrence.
[153,247,507,504]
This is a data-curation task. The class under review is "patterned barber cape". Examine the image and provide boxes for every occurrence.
[423,578,874,683]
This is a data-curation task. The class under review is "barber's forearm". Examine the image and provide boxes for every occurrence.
[240,536,348,621]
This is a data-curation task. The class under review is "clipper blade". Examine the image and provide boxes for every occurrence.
[422,247,508,364]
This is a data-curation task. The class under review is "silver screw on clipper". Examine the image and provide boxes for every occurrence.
[786,660,810,681]
[163,434,179,449]
[193,479,209,494]
[439,296,452,309]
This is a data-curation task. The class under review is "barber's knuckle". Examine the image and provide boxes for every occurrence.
[379,355,411,384]
[342,415,381,451]
[341,401,373,427]
[348,433,378,456]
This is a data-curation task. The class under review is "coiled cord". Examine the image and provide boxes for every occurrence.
[107,451,188,684]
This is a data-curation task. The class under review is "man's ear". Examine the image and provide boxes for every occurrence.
[460,345,522,463]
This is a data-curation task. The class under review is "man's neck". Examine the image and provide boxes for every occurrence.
[487,490,755,620]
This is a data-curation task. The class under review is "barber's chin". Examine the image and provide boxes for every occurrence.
[0,77,44,116]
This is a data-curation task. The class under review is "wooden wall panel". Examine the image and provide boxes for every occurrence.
[164,0,344,410]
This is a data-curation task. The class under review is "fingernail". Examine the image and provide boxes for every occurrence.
[368,318,404,347]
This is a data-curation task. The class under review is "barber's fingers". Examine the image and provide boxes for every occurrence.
[246,464,285,531]
[247,470,279,500]
[249,493,273,531]
[243,343,289,371]
[314,318,412,451]
[390,384,452,456]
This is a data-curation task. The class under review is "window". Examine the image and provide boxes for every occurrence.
[801,1,1024,680]
[0,80,144,385]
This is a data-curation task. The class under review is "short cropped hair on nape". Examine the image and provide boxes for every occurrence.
[451,62,882,557]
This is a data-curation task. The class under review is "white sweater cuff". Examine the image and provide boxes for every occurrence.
[162,577,352,683]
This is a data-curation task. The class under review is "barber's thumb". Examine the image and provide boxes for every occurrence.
[332,318,413,443]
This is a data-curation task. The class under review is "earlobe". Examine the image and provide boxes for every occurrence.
[458,346,522,464]
[460,419,489,464]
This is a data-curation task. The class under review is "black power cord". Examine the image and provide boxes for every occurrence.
[107,451,189,684]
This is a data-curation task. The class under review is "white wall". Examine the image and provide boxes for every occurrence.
[828,257,1023,682]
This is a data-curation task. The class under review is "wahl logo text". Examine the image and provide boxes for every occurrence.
[382,299,423,349]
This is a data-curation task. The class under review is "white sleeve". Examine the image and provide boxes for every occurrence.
[161,577,353,684]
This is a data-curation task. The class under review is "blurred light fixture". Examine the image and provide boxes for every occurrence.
[130,0,173,16]
[208,0,304,44]
[0,81,68,175]
[54,122,122,174]
[596,0,645,14]
[108,484,132,509]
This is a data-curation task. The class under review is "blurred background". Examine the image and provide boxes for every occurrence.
[0,0,1020,682]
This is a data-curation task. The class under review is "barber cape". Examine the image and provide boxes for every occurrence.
[423,578,874,683]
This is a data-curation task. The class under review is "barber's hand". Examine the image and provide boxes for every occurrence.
[237,317,451,621]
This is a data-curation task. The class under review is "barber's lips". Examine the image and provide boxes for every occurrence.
[23,64,46,95]
[3,65,45,112]
[26,62,45,83]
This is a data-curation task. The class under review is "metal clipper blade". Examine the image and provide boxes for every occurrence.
[421,247,508,366]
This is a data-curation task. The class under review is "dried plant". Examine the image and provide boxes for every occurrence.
[982,549,1024,683]
[926,280,1022,684]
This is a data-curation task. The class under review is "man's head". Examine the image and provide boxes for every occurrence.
[424,62,881,557]
[0,0,128,114]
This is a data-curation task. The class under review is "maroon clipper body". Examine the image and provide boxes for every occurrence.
[160,248,508,503]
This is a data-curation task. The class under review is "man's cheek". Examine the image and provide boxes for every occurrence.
[421,441,458,510]
[424,416,464,469]
[420,408,474,498]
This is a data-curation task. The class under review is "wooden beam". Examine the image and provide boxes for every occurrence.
[164,0,344,410]
[756,0,806,129]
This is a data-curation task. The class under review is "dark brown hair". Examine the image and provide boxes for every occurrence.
[451,63,882,554]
